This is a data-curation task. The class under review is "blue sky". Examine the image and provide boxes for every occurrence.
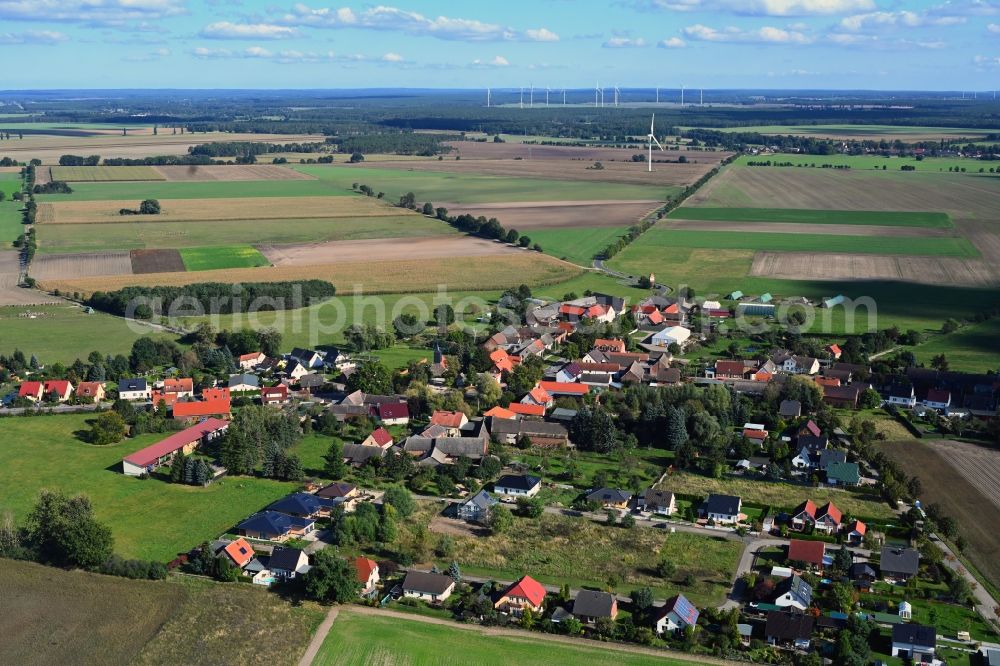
[1,0,999,90]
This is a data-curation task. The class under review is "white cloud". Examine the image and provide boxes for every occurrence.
[471,55,510,67]
[200,22,299,39]
[636,0,874,17]
[124,47,170,61]
[192,44,411,65]
[828,33,949,48]
[658,37,687,48]
[0,0,186,24]
[683,23,812,43]
[603,36,647,47]
[243,46,273,57]
[839,10,965,31]
[973,54,1000,66]
[381,51,404,62]
[275,4,557,42]
[0,29,68,44]
[989,22,1000,32]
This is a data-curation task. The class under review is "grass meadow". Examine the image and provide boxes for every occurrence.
[180,245,270,271]
[527,226,629,266]
[314,610,698,666]
[911,318,1000,372]
[0,413,297,561]
[295,164,670,204]
[669,207,953,228]
[0,170,22,244]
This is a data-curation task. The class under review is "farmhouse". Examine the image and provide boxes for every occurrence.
[237,511,315,542]
[429,410,468,435]
[822,384,865,409]
[653,594,700,634]
[487,417,569,448]
[121,417,228,477]
[402,571,455,603]
[493,474,542,498]
[494,575,546,616]
[506,402,546,417]
[118,378,151,401]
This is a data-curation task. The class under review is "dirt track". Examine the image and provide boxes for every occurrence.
[750,251,1000,287]
[439,199,661,229]
[258,235,522,266]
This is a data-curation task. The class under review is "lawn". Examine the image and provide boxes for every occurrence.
[180,245,270,271]
[34,214,451,253]
[295,164,671,204]
[0,170,22,244]
[0,413,298,561]
[527,226,630,266]
[49,165,165,181]
[660,472,894,520]
[36,179,356,201]
[314,610,699,666]
[622,227,978,257]
[668,207,952,229]
[731,153,998,173]
[0,304,178,364]
[511,447,671,496]
[911,318,1000,373]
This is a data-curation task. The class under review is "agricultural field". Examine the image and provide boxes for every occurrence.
[878,440,1000,593]
[0,413,297,561]
[314,609,700,666]
[688,124,991,141]
[0,559,325,666]
[48,165,164,181]
[180,245,269,271]
[35,179,354,200]
[911,318,1000,372]
[526,226,630,265]
[0,170,22,244]
[152,164,317,181]
[438,200,661,231]
[730,153,996,172]
[659,472,895,521]
[668,207,953,229]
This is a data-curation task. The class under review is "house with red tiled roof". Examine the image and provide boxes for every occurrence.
[815,376,841,388]
[815,502,843,533]
[377,402,410,425]
[743,428,769,443]
[222,537,256,569]
[923,388,951,411]
[238,351,266,370]
[507,402,546,417]
[522,386,553,408]
[163,377,194,398]
[150,390,179,409]
[537,381,589,397]
[788,539,825,570]
[353,556,380,596]
[172,389,231,421]
[646,309,665,325]
[790,499,817,531]
[827,344,842,360]
[18,380,44,402]
[483,406,518,420]
[593,338,626,354]
[490,349,516,375]
[847,520,867,546]
[713,360,753,380]
[430,410,468,434]
[261,385,289,405]
[43,380,73,402]
[494,575,546,616]
[362,427,394,449]
[76,381,106,402]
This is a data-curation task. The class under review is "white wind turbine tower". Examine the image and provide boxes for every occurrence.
[530,84,534,107]
[647,114,665,172]
[519,87,524,109]
[546,87,551,106]
[614,85,620,106]
[562,89,566,105]
[486,87,491,107]
[656,86,659,103]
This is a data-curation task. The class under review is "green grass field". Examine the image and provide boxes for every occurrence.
[0,413,298,560]
[295,164,671,204]
[527,226,629,265]
[911,318,1000,373]
[50,165,164,182]
[0,174,23,244]
[732,153,997,173]
[34,214,453,253]
[691,124,991,138]
[179,245,270,271]
[669,207,953,228]
[36,179,356,201]
[315,610,695,666]
[619,227,978,257]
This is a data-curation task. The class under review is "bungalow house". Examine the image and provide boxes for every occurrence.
[814,502,842,533]
[316,482,358,503]
[429,410,468,435]
[402,571,455,603]
[76,381,106,402]
[237,511,315,542]
[766,610,814,650]
[494,575,546,616]
[923,389,951,411]
[121,418,229,477]
[238,351,266,370]
[261,385,289,405]
[638,488,677,516]
[493,474,542,499]
[586,487,632,509]
[289,348,324,369]
[41,380,74,402]
[17,381,44,402]
[228,374,260,393]
[162,377,194,398]
[787,540,825,570]
[701,493,742,524]
[268,546,310,581]
[362,427,394,449]
[353,557,380,597]
[377,402,410,426]
[220,537,256,569]
[891,624,936,661]
[572,590,618,623]
[888,384,917,409]
[654,594,700,634]
[846,520,867,546]
[826,461,861,487]
[881,546,920,582]
[456,489,498,524]
[267,492,335,519]
[790,500,817,531]
[779,400,802,419]
[772,575,813,611]
[118,378,150,401]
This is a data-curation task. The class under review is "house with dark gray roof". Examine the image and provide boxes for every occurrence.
[586,487,632,509]
[572,589,617,623]
[880,546,920,581]
[772,575,813,610]
[639,488,677,515]
[268,546,310,580]
[493,474,542,498]
[766,610,814,649]
[402,571,455,603]
[701,493,742,524]
[892,624,936,660]
[456,489,497,524]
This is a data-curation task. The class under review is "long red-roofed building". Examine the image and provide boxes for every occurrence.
[122,417,229,477]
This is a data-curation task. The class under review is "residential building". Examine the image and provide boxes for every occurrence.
[172,390,232,420]
[237,511,315,542]
[456,489,498,524]
[429,410,468,435]
[493,474,542,498]
[814,502,842,533]
[121,418,229,477]
[76,381,106,402]
[586,487,632,509]
[881,546,920,581]
[162,377,194,398]
[377,402,410,425]
[572,590,618,623]
[289,348,324,369]
[826,461,861,486]
[888,384,917,408]
[402,571,455,603]
[494,575,546,616]
[891,624,936,660]
[362,427,394,449]
[923,389,951,410]
[487,417,569,448]
[701,494,742,524]
[638,488,677,516]
[267,492,335,519]
[766,610,814,650]
[261,385,289,405]
[17,381,44,402]
[846,520,867,546]
[653,594,699,634]
[779,400,802,419]
[238,351,266,370]
[118,378,151,401]
[787,540,825,570]
[220,537,256,569]
[42,380,74,402]
[772,575,813,611]
[268,547,310,581]
[353,557,380,596]
[228,374,260,393]
[790,500,817,531]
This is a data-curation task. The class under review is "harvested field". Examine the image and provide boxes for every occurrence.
[131,249,185,274]
[152,164,315,181]
[439,199,660,230]
[750,251,1000,287]
[260,235,521,266]
[879,440,1000,592]
[38,253,583,297]
[0,252,60,305]
[40,195,404,224]
[447,139,732,164]
[29,251,133,280]
[668,207,953,228]
[355,156,718,186]
[671,220,952,237]
[49,165,164,182]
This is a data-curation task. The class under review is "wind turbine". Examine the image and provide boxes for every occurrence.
[656,86,659,104]
[530,84,534,108]
[562,89,566,105]
[681,85,685,106]
[647,114,665,173]
[487,87,491,108]
[614,85,620,106]
[519,87,523,109]
[546,87,550,106]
